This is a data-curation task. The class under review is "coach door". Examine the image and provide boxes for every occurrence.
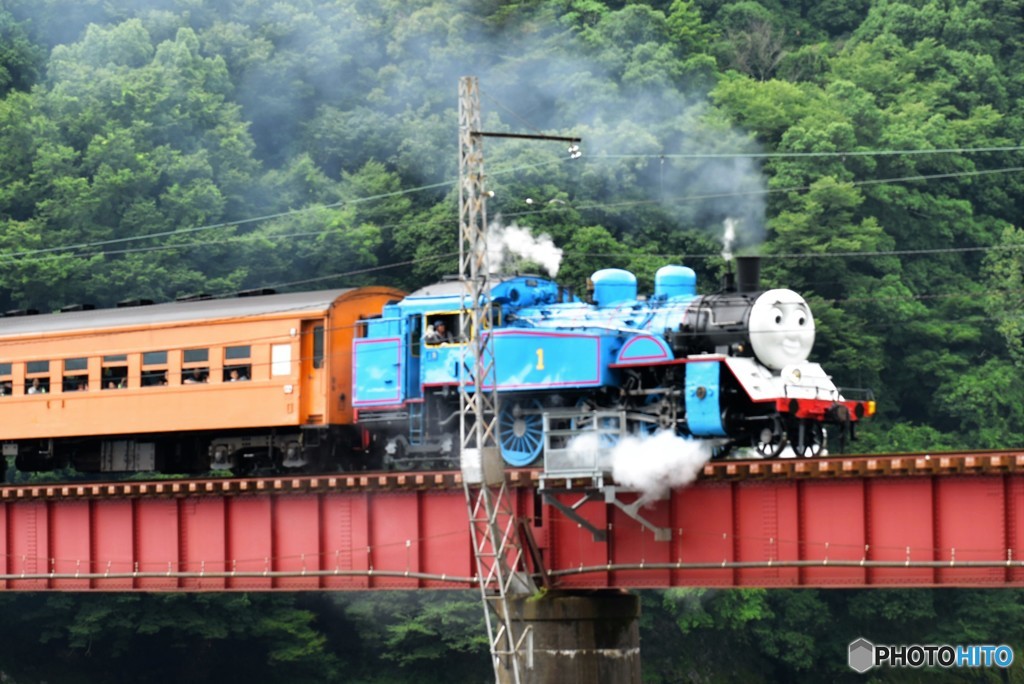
[300,320,326,423]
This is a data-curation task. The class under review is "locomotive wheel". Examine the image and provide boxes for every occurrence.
[498,399,544,466]
[789,421,826,458]
[752,416,787,458]
[642,391,677,434]
[384,436,415,471]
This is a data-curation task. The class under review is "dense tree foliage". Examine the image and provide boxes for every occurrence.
[643,587,1024,682]
[2,0,1021,451]
[1,0,1023,681]
[0,588,1021,682]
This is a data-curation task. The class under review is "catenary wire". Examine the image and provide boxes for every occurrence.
[1,151,1020,263]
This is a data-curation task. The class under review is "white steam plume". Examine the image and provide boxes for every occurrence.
[487,219,563,277]
[721,217,737,262]
[567,430,713,505]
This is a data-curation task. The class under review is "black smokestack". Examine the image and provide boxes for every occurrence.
[736,256,761,293]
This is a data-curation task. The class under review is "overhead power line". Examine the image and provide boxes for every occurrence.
[0,149,1021,265]
[597,144,1024,161]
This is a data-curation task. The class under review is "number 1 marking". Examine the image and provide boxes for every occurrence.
[535,348,545,371]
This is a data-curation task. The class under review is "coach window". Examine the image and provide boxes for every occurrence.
[312,326,325,368]
[224,345,251,381]
[0,363,11,396]
[102,354,128,389]
[26,360,50,394]
[182,348,209,384]
[142,351,168,386]
[63,357,89,391]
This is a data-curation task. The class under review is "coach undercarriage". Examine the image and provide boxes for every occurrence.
[5,426,359,476]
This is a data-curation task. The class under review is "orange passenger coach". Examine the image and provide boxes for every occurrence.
[0,287,403,474]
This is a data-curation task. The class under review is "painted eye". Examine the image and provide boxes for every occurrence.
[770,307,784,325]
[798,316,806,326]
[774,315,782,324]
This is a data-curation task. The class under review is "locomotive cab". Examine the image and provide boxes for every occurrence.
[352,274,574,469]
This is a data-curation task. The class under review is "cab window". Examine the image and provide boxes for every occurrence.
[409,317,422,357]
[423,314,461,346]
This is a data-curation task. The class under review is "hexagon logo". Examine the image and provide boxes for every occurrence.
[849,638,875,673]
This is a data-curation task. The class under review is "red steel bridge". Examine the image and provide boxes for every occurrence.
[1,450,1023,591]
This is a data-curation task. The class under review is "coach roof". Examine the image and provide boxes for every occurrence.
[0,289,359,338]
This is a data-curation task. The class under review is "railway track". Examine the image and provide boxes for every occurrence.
[2,449,1023,501]
[700,449,1024,480]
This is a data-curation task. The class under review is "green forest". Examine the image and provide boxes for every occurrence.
[1,0,1024,681]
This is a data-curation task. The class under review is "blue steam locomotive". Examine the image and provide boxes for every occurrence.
[351,257,874,469]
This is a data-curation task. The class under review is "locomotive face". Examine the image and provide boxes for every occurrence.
[747,289,815,371]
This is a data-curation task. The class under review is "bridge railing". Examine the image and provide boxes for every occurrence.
[540,408,626,487]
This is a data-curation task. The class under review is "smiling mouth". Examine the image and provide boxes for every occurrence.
[782,339,802,354]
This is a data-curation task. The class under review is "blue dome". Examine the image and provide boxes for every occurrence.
[654,265,696,299]
[591,269,637,307]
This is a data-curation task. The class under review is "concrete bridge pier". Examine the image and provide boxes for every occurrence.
[497,589,641,684]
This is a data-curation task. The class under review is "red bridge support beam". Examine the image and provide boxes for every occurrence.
[545,475,1024,588]
[0,490,478,591]
[0,471,1022,590]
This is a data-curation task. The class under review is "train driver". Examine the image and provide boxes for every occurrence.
[424,320,452,344]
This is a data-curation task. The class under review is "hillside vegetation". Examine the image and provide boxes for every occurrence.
[4,0,1024,450]
[2,1,1024,681]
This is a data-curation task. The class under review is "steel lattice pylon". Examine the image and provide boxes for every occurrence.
[458,76,535,684]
